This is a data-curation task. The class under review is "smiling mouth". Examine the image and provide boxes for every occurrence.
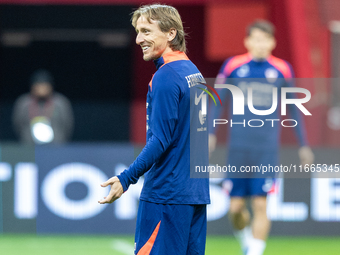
[142,46,150,52]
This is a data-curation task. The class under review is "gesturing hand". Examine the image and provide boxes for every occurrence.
[98,176,124,204]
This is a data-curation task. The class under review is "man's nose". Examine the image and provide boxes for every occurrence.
[136,33,144,45]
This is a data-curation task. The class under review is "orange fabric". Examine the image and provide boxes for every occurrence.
[137,221,161,255]
[267,55,293,79]
[224,53,252,76]
[162,51,189,65]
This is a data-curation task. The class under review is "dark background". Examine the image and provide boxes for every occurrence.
[0,5,134,141]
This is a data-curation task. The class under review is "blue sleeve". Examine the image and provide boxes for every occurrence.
[285,66,308,146]
[208,59,230,134]
[117,67,180,191]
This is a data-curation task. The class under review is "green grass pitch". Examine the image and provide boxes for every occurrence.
[0,235,339,255]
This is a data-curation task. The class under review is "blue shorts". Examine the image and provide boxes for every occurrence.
[224,177,274,197]
[135,200,207,255]
[225,149,277,197]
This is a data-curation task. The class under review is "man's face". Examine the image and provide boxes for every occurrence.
[135,15,173,61]
[244,28,276,59]
[31,82,53,98]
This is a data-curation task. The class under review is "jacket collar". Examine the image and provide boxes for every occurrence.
[153,51,189,70]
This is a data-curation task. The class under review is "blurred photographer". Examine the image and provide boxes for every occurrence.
[12,69,74,144]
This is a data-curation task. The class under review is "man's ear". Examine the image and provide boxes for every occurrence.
[167,28,177,42]
[271,38,277,51]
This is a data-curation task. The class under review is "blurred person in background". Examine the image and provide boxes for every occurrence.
[209,20,314,255]
[12,69,74,144]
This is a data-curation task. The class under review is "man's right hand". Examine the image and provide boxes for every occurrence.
[98,176,124,204]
